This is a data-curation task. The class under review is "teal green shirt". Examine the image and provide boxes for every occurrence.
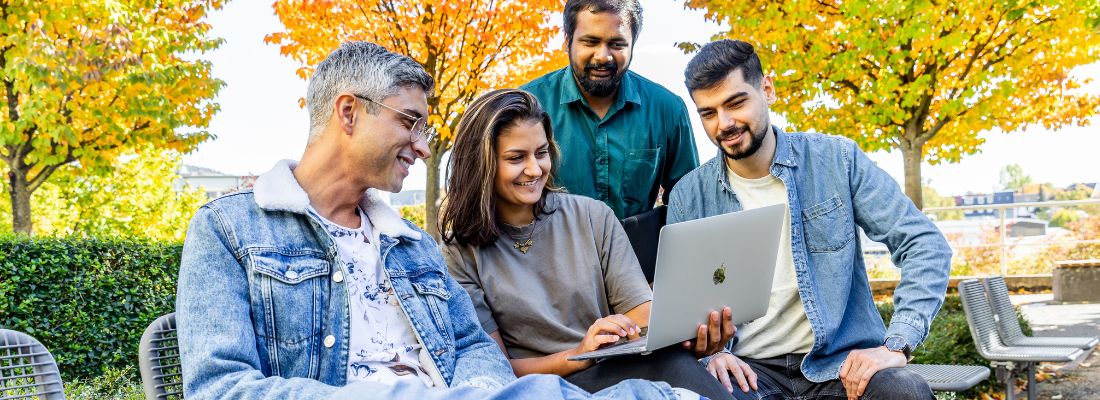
[521,67,699,219]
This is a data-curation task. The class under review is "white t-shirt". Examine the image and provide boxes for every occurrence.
[725,166,815,358]
[308,207,434,387]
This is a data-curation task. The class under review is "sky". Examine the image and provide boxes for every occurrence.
[184,0,1100,198]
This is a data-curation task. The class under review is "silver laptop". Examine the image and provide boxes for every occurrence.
[569,203,785,361]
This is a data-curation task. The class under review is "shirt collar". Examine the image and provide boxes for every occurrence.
[558,66,642,108]
[771,125,797,168]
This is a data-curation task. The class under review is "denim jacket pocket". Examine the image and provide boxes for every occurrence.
[247,251,329,352]
[622,148,661,207]
[801,195,854,253]
[410,276,454,344]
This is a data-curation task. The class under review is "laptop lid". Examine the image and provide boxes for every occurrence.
[642,203,786,352]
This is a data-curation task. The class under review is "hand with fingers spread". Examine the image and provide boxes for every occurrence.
[706,351,757,394]
[681,306,736,357]
[838,346,907,399]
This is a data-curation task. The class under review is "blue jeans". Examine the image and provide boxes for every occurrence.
[564,347,735,400]
[742,354,932,400]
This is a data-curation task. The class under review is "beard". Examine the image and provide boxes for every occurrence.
[572,58,625,98]
[717,123,767,160]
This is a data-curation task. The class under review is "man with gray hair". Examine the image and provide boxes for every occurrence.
[176,41,685,399]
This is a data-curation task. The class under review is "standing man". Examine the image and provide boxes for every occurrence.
[176,41,681,400]
[521,0,699,219]
[669,40,952,400]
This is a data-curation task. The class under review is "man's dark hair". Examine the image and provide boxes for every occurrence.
[563,0,643,43]
[684,40,765,92]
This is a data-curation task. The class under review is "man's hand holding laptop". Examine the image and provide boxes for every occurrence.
[682,306,736,357]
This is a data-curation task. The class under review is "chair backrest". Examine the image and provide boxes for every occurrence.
[138,313,184,400]
[0,329,65,400]
[958,279,1007,358]
[982,276,1027,343]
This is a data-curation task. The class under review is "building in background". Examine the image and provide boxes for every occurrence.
[175,165,254,199]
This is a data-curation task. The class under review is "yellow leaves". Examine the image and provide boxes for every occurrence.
[1,0,224,209]
[690,0,1100,162]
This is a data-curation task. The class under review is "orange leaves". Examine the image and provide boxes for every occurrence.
[268,0,563,139]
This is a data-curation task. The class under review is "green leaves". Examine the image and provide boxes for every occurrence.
[0,235,182,383]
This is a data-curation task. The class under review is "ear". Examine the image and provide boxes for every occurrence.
[762,75,776,106]
[335,94,359,135]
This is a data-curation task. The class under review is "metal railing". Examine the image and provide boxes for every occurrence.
[919,199,1100,276]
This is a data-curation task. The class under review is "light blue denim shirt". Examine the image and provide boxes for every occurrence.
[177,160,678,399]
[668,127,952,382]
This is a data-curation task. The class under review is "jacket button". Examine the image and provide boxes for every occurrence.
[324,335,335,348]
[284,270,299,280]
[332,271,344,283]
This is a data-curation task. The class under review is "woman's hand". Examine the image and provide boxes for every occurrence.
[570,314,640,357]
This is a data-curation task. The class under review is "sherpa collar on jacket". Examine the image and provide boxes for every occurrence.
[252,159,421,241]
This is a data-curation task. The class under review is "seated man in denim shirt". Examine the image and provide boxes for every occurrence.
[176,41,684,400]
[668,40,953,400]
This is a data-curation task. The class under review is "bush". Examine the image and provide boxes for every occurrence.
[65,366,144,400]
[878,296,1031,398]
[0,235,181,383]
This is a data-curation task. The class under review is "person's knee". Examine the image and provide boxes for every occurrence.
[861,367,933,400]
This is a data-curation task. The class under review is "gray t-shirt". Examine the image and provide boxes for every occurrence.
[443,192,652,359]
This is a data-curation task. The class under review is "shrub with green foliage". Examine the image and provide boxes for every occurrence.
[64,366,144,400]
[879,295,1031,398]
[0,235,181,383]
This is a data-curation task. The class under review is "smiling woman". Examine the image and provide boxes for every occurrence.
[438,88,741,400]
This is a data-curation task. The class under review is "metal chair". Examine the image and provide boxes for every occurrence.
[982,276,1099,349]
[138,313,184,399]
[0,329,65,400]
[905,363,989,392]
[959,279,1082,400]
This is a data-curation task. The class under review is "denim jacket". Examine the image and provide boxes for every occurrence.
[668,127,952,382]
[177,160,678,399]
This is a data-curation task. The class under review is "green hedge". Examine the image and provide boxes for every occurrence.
[879,295,1031,398]
[0,235,181,382]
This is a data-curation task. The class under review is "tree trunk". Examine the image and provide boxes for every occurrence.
[424,142,445,240]
[900,144,924,210]
[7,170,33,234]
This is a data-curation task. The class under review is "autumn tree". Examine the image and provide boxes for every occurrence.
[0,0,224,234]
[999,164,1032,192]
[684,0,1100,208]
[267,0,564,238]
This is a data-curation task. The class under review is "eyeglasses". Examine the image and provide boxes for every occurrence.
[354,94,436,143]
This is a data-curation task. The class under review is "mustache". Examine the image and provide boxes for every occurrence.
[584,60,617,73]
[716,125,749,141]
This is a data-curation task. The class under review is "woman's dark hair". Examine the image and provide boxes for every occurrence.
[684,39,764,93]
[439,89,560,246]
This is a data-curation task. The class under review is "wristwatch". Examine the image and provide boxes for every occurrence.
[884,335,912,360]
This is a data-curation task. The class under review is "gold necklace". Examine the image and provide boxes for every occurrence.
[505,219,538,254]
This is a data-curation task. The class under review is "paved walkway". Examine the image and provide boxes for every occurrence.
[1011,295,1100,400]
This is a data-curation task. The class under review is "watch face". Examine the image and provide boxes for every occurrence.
[885,336,905,351]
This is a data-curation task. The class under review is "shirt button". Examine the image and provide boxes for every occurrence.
[324,335,335,348]
[284,270,299,280]
[332,271,344,283]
